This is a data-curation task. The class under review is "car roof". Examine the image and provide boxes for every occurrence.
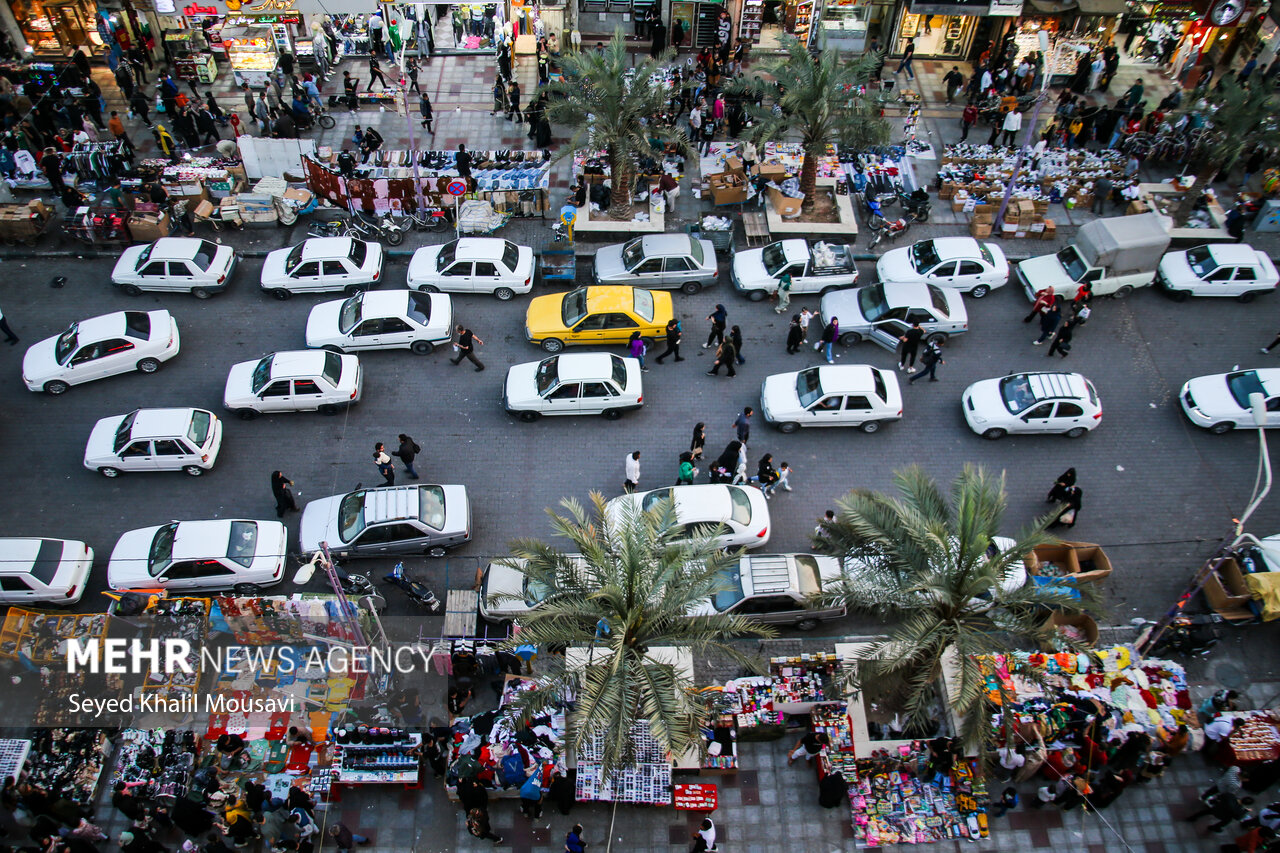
[776,239,811,263]
[301,237,355,260]
[553,353,616,381]
[360,485,430,525]
[739,554,799,597]
[172,520,235,560]
[583,286,643,311]
[1020,371,1089,401]
[810,365,883,396]
[451,237,507,260]
[634,234,695,256]
[1205,243,1265,265]
[76,310,164,341]
[128,408,201,437]
[883,281,941,309]
[0,538,67,574]
[149,237,202,260]
[357,290,410,316]
[931,237,983,260]
[268,350,329,377]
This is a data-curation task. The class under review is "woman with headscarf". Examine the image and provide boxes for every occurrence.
[690,422,706,460]
[710,441,742,483]
[1047,468,1077,503]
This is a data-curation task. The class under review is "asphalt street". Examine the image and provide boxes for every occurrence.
[2,249,1279,643]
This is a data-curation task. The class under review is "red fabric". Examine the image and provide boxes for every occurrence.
[1139,688,1159,709]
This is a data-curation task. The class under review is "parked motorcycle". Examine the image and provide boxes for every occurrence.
[868,212,918,249]
[346,212,410,246]
[382,561,441,611]
[895,187,932,222]
[307,219,345,240]
[1134,614,1222,658]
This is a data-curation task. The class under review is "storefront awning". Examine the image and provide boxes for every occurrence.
[1026,0,1079,12]
[1075,0,1129,15]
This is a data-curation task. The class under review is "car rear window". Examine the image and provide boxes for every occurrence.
[148,523,178,576]
[192,240,219,271]
[408,292,433,325]
[227,521,258,568]
[125,311,152,339]
[503,241,520,272]
[728,486,752,526]
[611,354,627,387]
[29,539,64,585]
[187,410,212,446]
[633,288,654,322]
[712,562,745,612]
[688,238,704,266]
[536,356,559,394]
[872,369,887,402]
[927,284,949,314]
[322,351,343,386]
[795,556,822,595]
[418,485,446,530]
[1086,380,1098,406]
[979,243,995,265]
[349,239,368,266]
[113,410,138,454]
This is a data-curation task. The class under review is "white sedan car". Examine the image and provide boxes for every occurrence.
[1180,368,1280,434]
[299,484,472,558]
[84,408,223,477]
[607,484,771,550]
[820,282,968,351]
[224,350,362,419]
[760,365,902,434]
[877,237,1008,299]
[260,238,385,300]
[305,291,453,354]
[0,538,94,605]
[407,238,534,301]
[22,309,180,395]
[107,519,288,592]
[962,372,1102,439]
[478,554,588,623]
[1156,243,1279,302]
[503,353,643,421]
[111,237,238,298]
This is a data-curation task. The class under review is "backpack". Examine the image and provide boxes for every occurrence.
[501,753,525,787]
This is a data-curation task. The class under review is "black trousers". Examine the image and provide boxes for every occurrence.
[706,324,724,347]
[655,340,681,362]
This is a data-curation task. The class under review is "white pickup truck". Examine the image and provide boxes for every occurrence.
[732,239,858,301]
[1016,213,1171,300]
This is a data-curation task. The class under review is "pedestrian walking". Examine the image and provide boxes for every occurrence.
[1033,297,1062,344]
[677,451,698,484]
[909,340,944,383]
[1048,484,1082,528]
[1002,108,1023,146]
[706,338,737,376]
[775,461,794,493]
[733,406,752,443]
[491,76,507,115]
[690,422,706,460]
[373,443,396,485]
[730,325,745,364]
[450,325,485,370]
[1046,319,1075,358]
[405,58,420,93]
[519,772,544,819]
[1092,175,1112,215]
[799,307,817,343]
[789,730,830,764]
[628,331,649,370]
[0,303,18,344]
[897,37,916,79]
[271,471,297,517]
[368,57,388,90]
[786,314,804,354]
[129,89,152,127]
[703,304,727,348]
[419,92,434,133]
[327,823,370,853]
[817,317,838,364]
[507,80,522,122]
[757,453,779,497]
[466,808,503,844]
[565,824,588,853]
[624,451,641,493]
[1184,790,1249,834]
[1262,329,1280,354]
[898,321,924,373]
[655,318,684,363]
[961,102,977,141]
[691,817,718,852]
[773,272,793,314]
[393,434,421,478]
[1024,286,1056,323]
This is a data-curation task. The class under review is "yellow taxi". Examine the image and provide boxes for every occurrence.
[524,286,674,353]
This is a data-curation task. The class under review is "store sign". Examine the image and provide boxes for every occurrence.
[988,0,1024,14]
[179,0,377,12]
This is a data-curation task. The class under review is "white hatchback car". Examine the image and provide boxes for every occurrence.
[760,365,902,433]
[407,238,535,301]
[607,484,771,550]
[1180,368,1280,434]
[1156,243,1279,302]
[260,238,385,300]
[962,372,1102,439]
[503,353,643,421]
[223,350,362,419]
[107,519,288,592]
[22,309,180,395]
[0,538,94,605]
[112,237,238,298]
[305,291,453,354]
[84,408,223,477]
[877,237,1009,298]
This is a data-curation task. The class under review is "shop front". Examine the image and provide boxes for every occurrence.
[8,0,97,56]
[889,0,986,59]
[670,0,727,48]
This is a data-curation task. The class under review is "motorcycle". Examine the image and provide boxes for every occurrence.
[346,211,410,246]
[868,212,918,249]
[895,187,932,222]
[383,561,441,611]
[293,551,375,598]
[864,196,889,231]
[307,219,345,240]
[1134,613,1222,658]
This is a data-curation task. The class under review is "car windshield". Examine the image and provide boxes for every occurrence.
[640,488,673,512]
[30,539,62,584]
[286,243,305,270]
[621,238,645,270]
[339,294,362,334]
[55,324,78,365]
[187,410,212,446]
[338,490,367,543]
[728,486,752,525]
[1227,370,1267,409]
[857,284,889,322]
[125,312,151,338]
[688,237,704,266]
[135,243,153,270]
[250,355,274,394]
[761,242,788,276]
[502,241,520,272]
[322,351,342,386]
[407,293,433,325]
[999,374,1038,414]
[148,523,178,577]
[523,574,552,608]
[795,556,823,595]
[911,240,940,273]
[113,410,139,454]
[435,241,457,271]
[633,288,654,322]
[562,288,588,327]
[348,239,367,266]
[796,368,823,408]
[227,521,258,568]
[711,561,746,612]
[1057,245,1089,282]
[1186,245,1218,278]
[535,356,558,394]
[927,284,949,315]
[419,485,446,530]
[192,240,219,271]
[611,354,627,386]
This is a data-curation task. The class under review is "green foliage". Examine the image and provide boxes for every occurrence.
[1192,77,1280,176]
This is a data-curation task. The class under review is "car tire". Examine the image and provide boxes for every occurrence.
[541,338,564,353]
[137,357,161,373]
[120,283,142,296]
[794,618,819,631]
[640,337,656,351]
[1209,421,1236,435]
[969,284,991,299]
[410,340,434,355]
[272,288,292,300]
[925,332,949,346]
[233,583,264,596]
[778,422,800,434]
[426,546,447,558]
[318,404,340,415]
[1064,426,1088,438]
[1238,291,1264,304]
[182,465,205,476]
[1167,289,1191,303]
[982,427,1007,440]
[747,289,767,302]
[43,380,69,395]
[343,284,365,297]
[417,284,440,293]
[192,287,212,300]
[519,411,540,422]
[861,420,881,434]
[235,409,258,421]
[494,287,515,301]
[1113,285,1134,298]
[681,281,702,295]
[838,332,862,346]
[98,467,122,478]
[603,408,622,420]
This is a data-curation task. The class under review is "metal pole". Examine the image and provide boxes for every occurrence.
[993,41,1057,229]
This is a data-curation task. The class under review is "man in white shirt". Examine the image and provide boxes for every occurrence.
[980,68,993,92]
[1089,55,1106,91]
[693,818,717,852]
[624,451,641,493]
[998,745,1026,780]
[1002,109,1023,147]
[1205,715,1242,744]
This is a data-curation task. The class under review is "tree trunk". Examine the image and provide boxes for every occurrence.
[799,143,819,214]
[1173,162,1218,225]
[608,145,634,221]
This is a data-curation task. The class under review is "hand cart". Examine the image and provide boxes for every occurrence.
[540,241,576,285]
[62,206,133,246]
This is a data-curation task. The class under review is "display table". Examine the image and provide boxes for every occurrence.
[332,733,421,785]
[673,783,718,810]
[770,653,840,713]
[1223,711,1280,765]
[1135,182,1230,242]
[764,179,857,236]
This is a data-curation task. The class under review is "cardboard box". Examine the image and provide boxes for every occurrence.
[1126,200,1146,215]
[27,199,51,220]
[709,171,748,205]
[128,210,170,242]
[1203,557,1255,622]
[767,187,803,219]
[972,212,993,225]
[970,222,993,238]
[1015,231,1028,239]
[193,199,215,218]
[1000,221,1017,233]
[724,156,744,173]
[938,182,955,200]
[757,163,788,181]
[1043,218,1057,240]
[1033,200,1049,215]
[952,199,968,213]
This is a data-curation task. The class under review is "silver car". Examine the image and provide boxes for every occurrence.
[819,282,968,351]
[593,234,719,295]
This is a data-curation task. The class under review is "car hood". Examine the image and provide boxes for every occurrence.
[112,245,147,281]
[961,378,1008,423]
[305,300,345,346]
[875,248,919,283]
[480,561,531,618]
[503,361,543,408]
[259,248,291,286]
[22,335,62,384]
[299,493,345,554]
[1019,254,1074,293]
[107,525,163,589]
[84,414,128,465]
[732,249,772,288]
[819,289,868,326]
[407,245,442,284]
[223,359,261,407]
[1157,253,1197,286]
[526,294,569,337]
[1184,374,1245,418]
[593,245,628,282]
[761,372,803,419]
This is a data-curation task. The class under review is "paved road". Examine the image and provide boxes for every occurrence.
[2,251,1278,640]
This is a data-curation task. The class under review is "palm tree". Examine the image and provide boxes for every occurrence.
[492,492,774,775]
[729,39,889,213]
[543,31,691,220]
[812,465,1101,749]
[1176,78,1280,222]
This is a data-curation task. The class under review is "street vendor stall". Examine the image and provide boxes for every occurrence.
[222,24,279,88]
[937,144,1129,214]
